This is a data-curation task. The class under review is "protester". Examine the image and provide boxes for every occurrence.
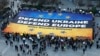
[83,47,86,54]
[15,45,18,51]
[10,40,13,46]
[5,40,8,45]
[17,53,20,56]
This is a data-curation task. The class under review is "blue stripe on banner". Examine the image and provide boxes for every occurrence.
[17,10,93,20]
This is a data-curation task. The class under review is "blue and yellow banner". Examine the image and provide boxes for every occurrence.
[3,10,93,39]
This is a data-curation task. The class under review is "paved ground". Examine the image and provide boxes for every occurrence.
[0,0,100,56]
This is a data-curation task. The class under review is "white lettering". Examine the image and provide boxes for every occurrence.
[24,17,29,20]
[84,21,88,24]
[17,20,24,23]
[81,25,86,28]
[23,21,28,24]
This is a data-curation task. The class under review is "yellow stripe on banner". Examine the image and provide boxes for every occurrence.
[3,23,93,39]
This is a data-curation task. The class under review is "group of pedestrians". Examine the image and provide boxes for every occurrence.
[2,31,100,56]
[4,33,48,56]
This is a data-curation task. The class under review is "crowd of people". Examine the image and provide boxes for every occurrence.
[2,30,100,56]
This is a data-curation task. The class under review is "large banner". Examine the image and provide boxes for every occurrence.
[3,10,93,39]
